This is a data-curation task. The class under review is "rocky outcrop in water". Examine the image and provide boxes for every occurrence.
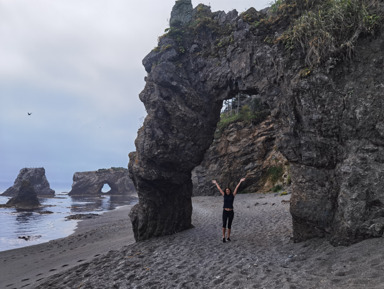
[5,181,41,210]
[68,168,135,196]
[129,0,384,245]
[2,168,54,197]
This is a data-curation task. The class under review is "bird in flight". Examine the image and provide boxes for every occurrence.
[27,112,32,116]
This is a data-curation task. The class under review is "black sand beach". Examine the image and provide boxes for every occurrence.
[2,193,384,288]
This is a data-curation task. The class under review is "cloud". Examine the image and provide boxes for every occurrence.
[0,0,271,191]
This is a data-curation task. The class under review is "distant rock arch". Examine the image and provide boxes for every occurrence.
[68,168,135,196]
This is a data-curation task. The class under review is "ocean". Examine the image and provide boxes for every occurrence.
[0,188,138,252]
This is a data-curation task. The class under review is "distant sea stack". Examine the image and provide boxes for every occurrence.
[68,167,136,196]
[5,180,41,209]
[2,168,55,197]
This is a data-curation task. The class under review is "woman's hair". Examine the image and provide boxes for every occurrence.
[225,188,232,194]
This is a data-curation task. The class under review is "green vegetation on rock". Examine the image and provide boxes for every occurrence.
[267,165,284,183]
[277,0,381,66]
[215,105,269,137]
[155,4,235,57]
[272,184,283,192]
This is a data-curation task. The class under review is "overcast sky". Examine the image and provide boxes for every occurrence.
[0,0,271,191]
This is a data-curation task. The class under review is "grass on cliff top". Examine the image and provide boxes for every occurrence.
[276,0,381,67]
[156,0,381,68]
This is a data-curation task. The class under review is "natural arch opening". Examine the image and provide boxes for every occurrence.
[101,183,112,194]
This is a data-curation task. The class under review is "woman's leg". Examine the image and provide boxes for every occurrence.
[222,210,228,241]
[227,211,234,239]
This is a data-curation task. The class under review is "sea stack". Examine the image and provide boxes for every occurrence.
[6,180,41,209]
[2,168,55,197]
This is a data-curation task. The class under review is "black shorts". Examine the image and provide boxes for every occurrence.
[222,210,234,229]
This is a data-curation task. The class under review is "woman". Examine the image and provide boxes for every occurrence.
[212,178,246,243]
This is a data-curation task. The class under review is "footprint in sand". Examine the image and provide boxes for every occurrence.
[21,278,29,282]
[49,268,57,272]
[77,259,85,263]
[62,264,69,268]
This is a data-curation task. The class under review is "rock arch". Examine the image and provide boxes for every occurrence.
[128,3,282,241]
[68,168,135,196]
[129,1,384,245]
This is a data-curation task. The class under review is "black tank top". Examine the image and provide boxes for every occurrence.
[223,194,235,209]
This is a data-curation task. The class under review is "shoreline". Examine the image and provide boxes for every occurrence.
[0,192,137,252]
[2,193,384,288]
[0,204,135,289]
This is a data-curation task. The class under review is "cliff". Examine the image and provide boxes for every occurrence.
[192,116,289,196]
[129,0,384,245]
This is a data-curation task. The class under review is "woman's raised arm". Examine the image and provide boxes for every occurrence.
[233,178,246,196]
[212,180,225,196]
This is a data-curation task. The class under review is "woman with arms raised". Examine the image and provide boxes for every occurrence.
[212,178,246,243]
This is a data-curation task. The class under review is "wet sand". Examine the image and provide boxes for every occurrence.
[2,193,384,288]
[0,205,135,289]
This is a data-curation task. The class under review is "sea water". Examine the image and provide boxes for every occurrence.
[0,192,138,252]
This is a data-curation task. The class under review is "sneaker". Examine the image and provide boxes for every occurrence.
[227,238,231,241]
[223,238,226,243]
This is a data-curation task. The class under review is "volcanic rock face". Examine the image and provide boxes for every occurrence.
[6,181,41,209]
[170,0,193,27]
[68,168,135,196]
[279,34,384,245]
[130,0,384,245]
[192,116,288,196]
[2,168,55,197]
